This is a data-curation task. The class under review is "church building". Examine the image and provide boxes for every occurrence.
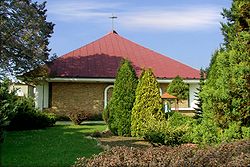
[35,31,200,117]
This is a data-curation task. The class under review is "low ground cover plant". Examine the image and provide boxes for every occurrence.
[73,139,250,167]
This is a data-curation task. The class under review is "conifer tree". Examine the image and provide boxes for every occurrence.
[201,0,250,127]
[194,68,205,119]
[131,69,164,137]
[105,60,137,136]
[166,76,189,109]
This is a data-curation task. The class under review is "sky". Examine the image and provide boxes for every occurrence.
[40,0,232,69]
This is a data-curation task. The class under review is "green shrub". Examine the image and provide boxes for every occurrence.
[189,117,222,145]
[7,97,56,131]
[241,126,250,139]
[144,114,191,146]
[0,79,17,142]
[107,60,137,136]
[131,69,164,137]
[220,121,242,142]
[144,126,188,146]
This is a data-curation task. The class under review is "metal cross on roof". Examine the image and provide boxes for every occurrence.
[109,13,117,31]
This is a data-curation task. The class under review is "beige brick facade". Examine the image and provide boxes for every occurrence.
[51,82,110,116]
[50,82,188,117]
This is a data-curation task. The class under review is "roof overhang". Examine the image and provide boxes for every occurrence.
[47,77,200,84]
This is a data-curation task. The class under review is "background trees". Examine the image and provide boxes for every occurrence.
[104,60,137,136]
[166,76,189,109]
[201,0,250,128]
[0,0,54,79]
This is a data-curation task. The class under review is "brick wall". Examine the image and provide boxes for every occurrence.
[51,82,109,116]
[50,82,189,117]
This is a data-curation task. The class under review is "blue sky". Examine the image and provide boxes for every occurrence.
[41,0,231,69]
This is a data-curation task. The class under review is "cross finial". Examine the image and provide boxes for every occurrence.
[109,13,117,31]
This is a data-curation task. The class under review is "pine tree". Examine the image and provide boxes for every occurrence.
[166,76,189,109]
[105,60,138,136]
[194,68,205,119]
[131,69,164,137]
[201,0,250,127]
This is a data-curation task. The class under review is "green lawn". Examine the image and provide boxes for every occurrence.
[0,121,107,167]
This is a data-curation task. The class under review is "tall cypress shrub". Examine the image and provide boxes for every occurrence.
[105,60,137,136]
[131,69,164,137]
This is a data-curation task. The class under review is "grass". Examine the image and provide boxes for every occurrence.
[0,121,107,167]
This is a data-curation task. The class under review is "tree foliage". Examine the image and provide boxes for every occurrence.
[0,0,54,78]
[0,79,16,142]
[131,69,164,137]
[167,75,189,106]
[105,60,138,136]
[201,0,250,128]
[194,69,205,119]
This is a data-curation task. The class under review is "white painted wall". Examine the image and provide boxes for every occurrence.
[9,84,33,97]
[34,82,49,109]
[189,83,199,109]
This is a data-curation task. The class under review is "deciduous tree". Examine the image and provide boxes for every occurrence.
[166,76,189,109]
[0,0,54,79]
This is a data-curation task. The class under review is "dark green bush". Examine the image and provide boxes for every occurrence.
[0,79,17,142]
[73,140,250,167]
[107,60,137,136]
[7,97,56,131]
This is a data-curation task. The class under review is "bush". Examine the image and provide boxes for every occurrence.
[106,60,137,136]
[68,111,91,125]
[73,140,250,167]
[144,113,192,146]
[220,121,242,142]
[144,112,194,146]
[0,79,17,142]
[131,69,164,137]
[144,126,188,146]
[88,113,103,121]
[242,126,250,139]
[7,97,56,131]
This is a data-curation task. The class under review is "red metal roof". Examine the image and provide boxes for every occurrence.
[48,31,200,79]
